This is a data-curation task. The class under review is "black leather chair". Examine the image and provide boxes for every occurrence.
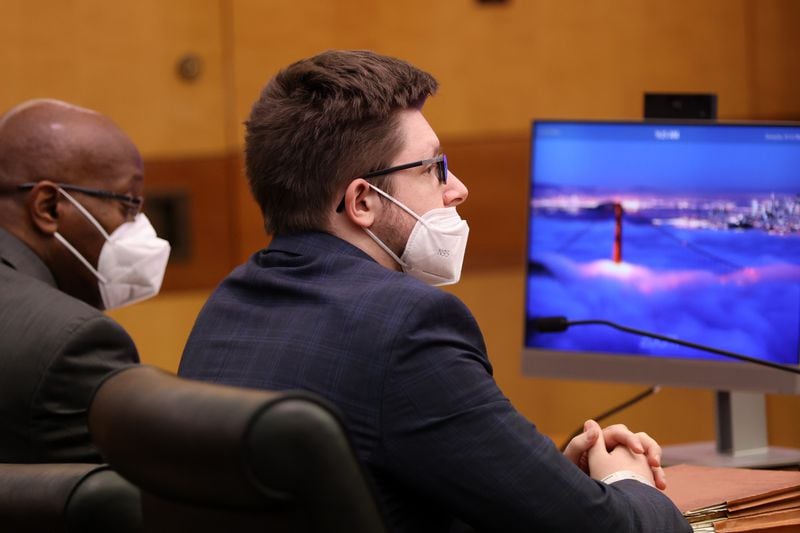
[0,462,142,532]
[88,365,387,533]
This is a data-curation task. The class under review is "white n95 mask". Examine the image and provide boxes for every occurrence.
[53,188,171,310]
[364,184,469,286]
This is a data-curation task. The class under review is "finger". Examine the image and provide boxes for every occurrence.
[563,420,601,466]
[629,431,665,488]
[635,432,662,467]
[587,420,608,462]
[602,424,644,454]
[652,465,667,490]
[583,419,602,445]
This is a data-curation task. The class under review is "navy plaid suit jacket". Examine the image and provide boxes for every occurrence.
[179,231,689,533]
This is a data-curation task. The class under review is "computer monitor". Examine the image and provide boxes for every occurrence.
[521,120,800,466]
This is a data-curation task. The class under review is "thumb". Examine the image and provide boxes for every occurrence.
[582,419,600,446]
[586,420,607,461]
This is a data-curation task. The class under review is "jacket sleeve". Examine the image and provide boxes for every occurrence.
[379,290,690,533]
[31,314,140,463]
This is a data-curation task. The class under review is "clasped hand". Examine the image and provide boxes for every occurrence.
[563,419,665,490]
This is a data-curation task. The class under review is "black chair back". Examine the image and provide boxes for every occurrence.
[88,365,387,533]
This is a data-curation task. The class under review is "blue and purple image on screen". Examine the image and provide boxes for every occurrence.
[525,121,800,365]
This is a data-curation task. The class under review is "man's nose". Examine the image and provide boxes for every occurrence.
[444,171,468,207]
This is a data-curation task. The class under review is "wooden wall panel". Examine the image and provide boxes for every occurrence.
[0,0,231,158]
[229,0,786,142]
[144,155,238,290]
[230,158,271,263]
[108,289,209,372]
[746,0,800,120]
[446,136,530,270]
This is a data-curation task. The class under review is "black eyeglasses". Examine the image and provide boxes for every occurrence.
[359,154,448,184]
[17,182,143,217]
[335,154,448,212]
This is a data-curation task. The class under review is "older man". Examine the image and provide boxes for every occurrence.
[0,99,170,462]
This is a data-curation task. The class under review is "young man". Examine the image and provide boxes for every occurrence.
[0,99,170,462]
[179,50,690,532]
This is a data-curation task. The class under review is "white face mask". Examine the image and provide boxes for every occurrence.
[364,184,469,286]
[53,188,171,310]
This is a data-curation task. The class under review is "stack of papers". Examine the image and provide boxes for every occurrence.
[663,464,800,532]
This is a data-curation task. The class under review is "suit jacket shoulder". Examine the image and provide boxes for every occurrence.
[0,262,139,463]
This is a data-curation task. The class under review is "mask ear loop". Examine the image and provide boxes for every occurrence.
[363,184,419,269]
[363,227,408,269]
[53,187,110,283]
[368,184,430,229]
[53,232,108,283]
[57,187,112,240]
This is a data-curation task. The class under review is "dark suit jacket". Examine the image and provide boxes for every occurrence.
[0,228,139,463]
[179,231,690,533]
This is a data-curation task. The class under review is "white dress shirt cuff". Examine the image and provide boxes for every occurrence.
[601,470,655,487]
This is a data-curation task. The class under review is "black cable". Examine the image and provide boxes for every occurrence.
[559,385,661,452]
[570,319,800,375]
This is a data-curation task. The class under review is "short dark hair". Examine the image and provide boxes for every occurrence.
[244,50,438,235]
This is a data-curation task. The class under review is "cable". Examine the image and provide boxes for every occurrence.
[559,385,661,452]
[569,319,800,375]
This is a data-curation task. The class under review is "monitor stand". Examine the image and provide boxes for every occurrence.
[662,390,800,469]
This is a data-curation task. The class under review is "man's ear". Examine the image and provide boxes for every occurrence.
[343,179,381,228]
[27,180,61,235]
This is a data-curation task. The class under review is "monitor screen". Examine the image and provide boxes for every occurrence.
[522,120,800,394]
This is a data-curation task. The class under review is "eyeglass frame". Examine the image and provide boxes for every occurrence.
[17,182,144,216]
[335,154,448,213]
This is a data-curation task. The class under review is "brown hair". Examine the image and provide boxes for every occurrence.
[244,50,438,235]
